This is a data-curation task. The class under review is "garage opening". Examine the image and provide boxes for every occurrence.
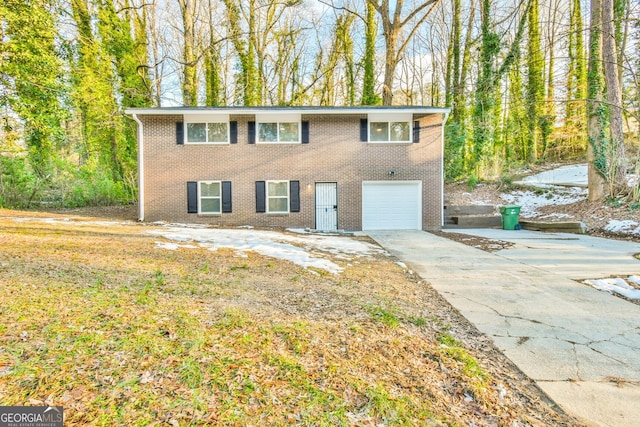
[362,181,422,230]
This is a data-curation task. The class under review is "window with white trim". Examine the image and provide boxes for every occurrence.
[267,180,290,213]
[257,113,301,143]
[368,113,412,143]
[185,114,229,144]
[198,181,221,214]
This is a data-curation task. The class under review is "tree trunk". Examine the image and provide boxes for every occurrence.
[526,0,543,163]
[602,0,627,189]
[444,0,459,108]
[470,0,530,175]
[361,2,379,105]
[587,0,607,200]
[180,0,198,106]
[453,0,475,124]
[382,29,399,105]
[565,0,588,153]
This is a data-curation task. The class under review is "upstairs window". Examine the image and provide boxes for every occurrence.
[369,121,411,142]
[367,113,412,143]
[256,114,301,143]
[184,114,230,144]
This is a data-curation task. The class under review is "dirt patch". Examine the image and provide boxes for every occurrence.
[432,231,514,252]
[37,203,139,221]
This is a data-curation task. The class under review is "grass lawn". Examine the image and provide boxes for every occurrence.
[0,209,578,426]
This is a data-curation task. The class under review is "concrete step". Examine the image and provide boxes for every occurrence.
[519,220,587,234]
[449,215,502,228]
[444,205,496,216]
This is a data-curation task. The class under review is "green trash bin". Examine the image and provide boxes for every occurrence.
[499,205,521,230]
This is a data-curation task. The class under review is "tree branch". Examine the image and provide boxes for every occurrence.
[397,1,441,61]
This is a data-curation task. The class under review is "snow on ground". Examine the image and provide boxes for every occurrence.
[501,163,589,217]
[519,164,588,186]
[605,220,640,235]
[4,215,384,274]
[585,277,640,300]
[500,187,586,218]
[149,226,385,274]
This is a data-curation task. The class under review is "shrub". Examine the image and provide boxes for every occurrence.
[40,162,135,208]
[0,157,40,208]
[466,174,479,192]
[58,168,134,207]
[498,175,514,191]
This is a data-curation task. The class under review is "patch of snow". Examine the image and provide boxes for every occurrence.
[164,222,208,229]
[604,220,640,235]
[148,227,385,275]
[628,276,640,286]
[154,242,198,250]
[500,187,586,217]
[287,228,309,234]
[538,213,574,219]
[521,164,588,186]
[585,278,640,300]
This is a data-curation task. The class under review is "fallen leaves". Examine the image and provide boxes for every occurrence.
[0,209,581,426]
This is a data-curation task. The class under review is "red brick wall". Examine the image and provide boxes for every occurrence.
[139,113,443,230]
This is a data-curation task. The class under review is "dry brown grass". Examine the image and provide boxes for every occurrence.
[0,208,580,426]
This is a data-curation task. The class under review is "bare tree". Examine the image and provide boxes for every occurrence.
[369,0,442,105]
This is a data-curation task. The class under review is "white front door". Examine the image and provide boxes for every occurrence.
[315,182,338,231]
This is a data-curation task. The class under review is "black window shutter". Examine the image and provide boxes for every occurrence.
[222,181,232,213]
[255,181,266,212]
[230,121,238,144]
[413,120,420,143]
[301,121,310,144]
[187,181,198,213]
[290,181,300,212]
[177,122,184,145]
[360,118,368,142]
[248,121,256,144]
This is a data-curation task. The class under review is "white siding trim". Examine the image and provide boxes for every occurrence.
[131,114,144,221]
[368,112,412,123]
[183,113,229,123]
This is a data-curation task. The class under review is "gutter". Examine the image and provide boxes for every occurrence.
[131,114,144,222]
[441,111,450,228]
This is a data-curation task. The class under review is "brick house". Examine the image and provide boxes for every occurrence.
[126,106,449,231]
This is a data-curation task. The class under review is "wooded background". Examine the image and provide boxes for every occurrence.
[1,0,638,208]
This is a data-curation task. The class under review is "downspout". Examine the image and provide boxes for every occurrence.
[441,111,450,228]
[131,114,144,222]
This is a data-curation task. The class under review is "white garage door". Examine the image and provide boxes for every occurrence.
[362,181,422,230]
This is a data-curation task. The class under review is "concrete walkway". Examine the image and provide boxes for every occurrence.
[367,230,640,427]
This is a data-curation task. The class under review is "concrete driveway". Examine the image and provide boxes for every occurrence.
[367,229,640,427]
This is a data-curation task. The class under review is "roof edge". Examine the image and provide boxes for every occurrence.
[125,106,451,116]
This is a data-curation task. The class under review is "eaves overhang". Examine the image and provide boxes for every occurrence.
[125,106,450,118]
